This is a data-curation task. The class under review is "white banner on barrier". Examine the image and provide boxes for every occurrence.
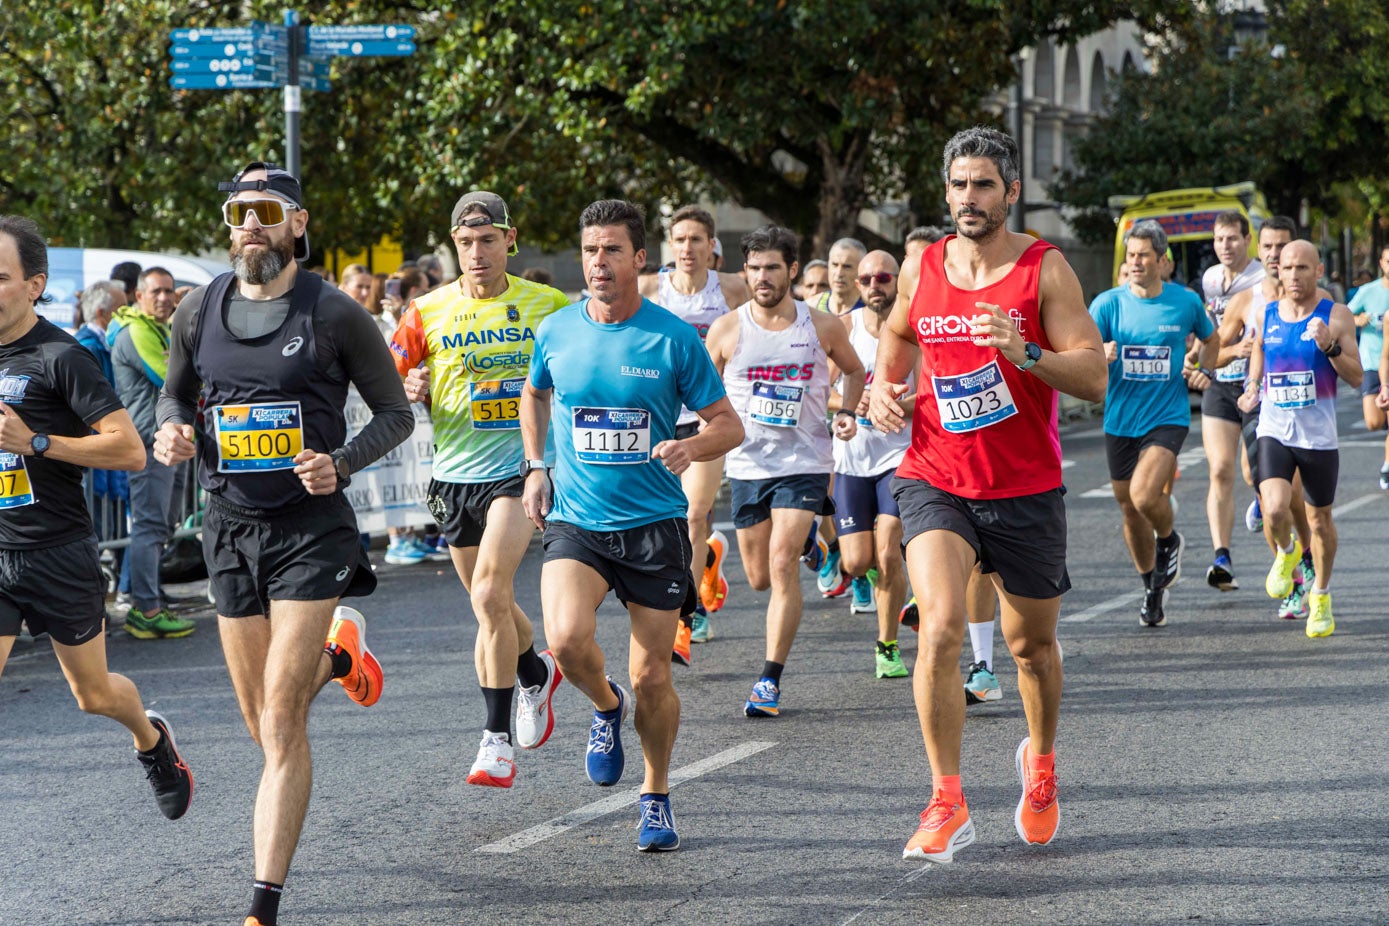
[342,388,434,534]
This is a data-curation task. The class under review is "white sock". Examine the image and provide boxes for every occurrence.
[969,619,995,671]
[1278,539,1295,554]
[1311,586,1328,596]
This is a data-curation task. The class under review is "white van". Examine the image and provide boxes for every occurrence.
[42,247,229,331]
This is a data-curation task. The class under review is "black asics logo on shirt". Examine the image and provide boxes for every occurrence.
[283,336,305,357]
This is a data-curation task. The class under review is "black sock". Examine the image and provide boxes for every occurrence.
[1157,531,1175,546]
[827,538,839,555]
[481,687,513,738]
[1301,550,1314,568]
[1141,570,1154,590]
[760,660,785,685]
[1215,546,1230,561]
[250,881,282,926]
[515,646,548,689]
[326,644,352,680]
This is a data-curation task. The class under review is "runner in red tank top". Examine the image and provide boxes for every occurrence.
[867,127,1107,864]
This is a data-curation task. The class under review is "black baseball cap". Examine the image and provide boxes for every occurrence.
[451,191,518,256]
[219,161,310,261]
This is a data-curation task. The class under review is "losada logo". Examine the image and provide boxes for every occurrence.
[283,336,305,357]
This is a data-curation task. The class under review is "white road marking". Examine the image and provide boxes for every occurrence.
[1332,492,1383,517]
[474,740,776,853]
[1060,589,1145,624]
[839,861,938,925]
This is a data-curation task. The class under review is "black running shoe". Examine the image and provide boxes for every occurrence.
[1205,553,1238,591]
[137,710,193,820]
[1151,530,1183,591]
[1139,586,1168,627]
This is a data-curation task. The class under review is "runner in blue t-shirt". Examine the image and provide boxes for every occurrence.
[1089,220,1219,627]
[520,199,743,853]
[1347,243,1389,488]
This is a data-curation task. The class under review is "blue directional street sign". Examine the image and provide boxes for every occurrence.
[169,26,256,43]
[170,73,279,90]
[306,23,415,57]
[299,58,331,80]
[306,38,415,57]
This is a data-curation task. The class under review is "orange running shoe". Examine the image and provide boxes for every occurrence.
[903,791,974,863]
[326,606,383,707]
[672,619,692,667]
[1014,737,1059,845]
[700,529,730,613]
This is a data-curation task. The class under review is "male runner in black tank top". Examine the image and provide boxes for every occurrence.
[0,215,194,824]
[154,163,413,926]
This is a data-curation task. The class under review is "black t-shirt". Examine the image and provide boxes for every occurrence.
[0,318,124,549]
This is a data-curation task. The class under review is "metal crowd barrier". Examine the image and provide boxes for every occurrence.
[84,459,202,564]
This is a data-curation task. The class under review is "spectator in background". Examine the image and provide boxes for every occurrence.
[111,261,141,305]
[75,280,132,618]
[110,267,195,640]
[416,252,444,288]
[710,237,725,272]
[521,267,554,287]
[339,263,373,308]
[378,267,429,339]
[367,274,387,316]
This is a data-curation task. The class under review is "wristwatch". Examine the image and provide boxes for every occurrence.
[1322,341,1342,358]
[29,434,50,458]
[1016,342,1043,371]
[330,449,351,488]
[519,458,547,478]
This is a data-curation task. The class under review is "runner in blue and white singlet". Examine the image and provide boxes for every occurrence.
[1238,240,1362,638]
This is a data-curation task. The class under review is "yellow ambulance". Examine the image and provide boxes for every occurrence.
[1108,181,1270,287]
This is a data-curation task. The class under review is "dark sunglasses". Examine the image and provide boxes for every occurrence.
[857,271,896,286]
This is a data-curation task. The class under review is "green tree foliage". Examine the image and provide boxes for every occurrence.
[1052,1,1389,246]
[3,0,1178,258]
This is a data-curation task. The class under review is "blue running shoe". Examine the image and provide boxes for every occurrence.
[817,547,848,596]
[744,677,781,717]
[850,576,875,614]
[585,678,629,786]
[1205,553,1239,591]
[1245,498,1263,533]
[963,661,1002,704]
[637,793,680,851]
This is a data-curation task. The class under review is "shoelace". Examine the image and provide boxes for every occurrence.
[640,800,674,831]
[140,747,176,787]
[588,714,616,754]
[918,795,959,832]
[516,681,545,720]
[1025,770,1058,812]
[751,680,777,702]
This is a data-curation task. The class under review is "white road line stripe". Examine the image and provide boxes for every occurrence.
[1332,492,1383,517]
[474,740,777,854]
[839,862,938,925]
[1060,589,1145,623]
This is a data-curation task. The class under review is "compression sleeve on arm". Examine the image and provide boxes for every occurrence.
[156,289,203,428]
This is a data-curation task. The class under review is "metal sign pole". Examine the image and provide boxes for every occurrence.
[284,9,302,177]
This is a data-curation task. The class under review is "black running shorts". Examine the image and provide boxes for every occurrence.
[1200,380,1245,424]
[1104,425,1189,482]
[542,518,692,612]
[832,469,899,536]
[0,535,106,645]
[1256,438,1339,508]
[891,476,1071,600]
[203,493,376,618]
[427,476,526,548]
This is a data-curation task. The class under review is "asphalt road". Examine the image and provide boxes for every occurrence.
[4,397,1387,926]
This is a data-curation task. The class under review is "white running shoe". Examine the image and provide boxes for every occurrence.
[466,731,516,788]
[516,649,563,750]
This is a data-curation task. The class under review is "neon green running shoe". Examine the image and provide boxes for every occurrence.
[875,641,909,679]
[124,607,196,640]
[1305,592,1334,638]
[1265,540,1302,599]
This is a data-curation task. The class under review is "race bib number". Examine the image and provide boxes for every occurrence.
[749,381,804,428]
[1121,345,1171,381]
[931,361,1018,433]
[469,379,523,430]
[1267,371,1315,409]
[213,401,305,472]
[1216,357,1248,383]
[573,407,651,464]
[0,453,35,509]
